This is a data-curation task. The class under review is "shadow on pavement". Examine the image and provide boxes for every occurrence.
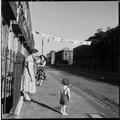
[31,99,62,115]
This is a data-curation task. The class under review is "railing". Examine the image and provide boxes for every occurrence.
[1,47,15,114]
[1,73,14,114]
[1,46,25,114]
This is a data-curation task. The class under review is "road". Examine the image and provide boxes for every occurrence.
[46,66,119,118]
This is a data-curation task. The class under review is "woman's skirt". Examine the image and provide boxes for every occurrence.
[22,68,36,94]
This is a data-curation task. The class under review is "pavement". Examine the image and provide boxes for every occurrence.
[13,70,105,118]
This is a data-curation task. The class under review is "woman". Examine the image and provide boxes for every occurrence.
[36,55,46,87]
[21,49,40,101]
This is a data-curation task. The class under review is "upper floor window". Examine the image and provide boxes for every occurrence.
[65,52,67,56]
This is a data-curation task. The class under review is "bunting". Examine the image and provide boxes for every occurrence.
[34,30,91,45]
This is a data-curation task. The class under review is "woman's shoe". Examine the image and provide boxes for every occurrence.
[24,93,31,101]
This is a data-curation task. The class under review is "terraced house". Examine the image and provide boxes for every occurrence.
[73,26,119,72]
[55,48,73,67]
[1,1,35,116]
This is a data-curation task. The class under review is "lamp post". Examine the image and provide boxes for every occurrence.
[35,31,44,55]
[42,38,43,55]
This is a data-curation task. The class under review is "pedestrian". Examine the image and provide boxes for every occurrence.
[59,79,71,115]
[21,49,40,101]
[35,55,46,87]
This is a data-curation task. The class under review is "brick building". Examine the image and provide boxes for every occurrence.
[73,26,119,72]
[55,48,73,67]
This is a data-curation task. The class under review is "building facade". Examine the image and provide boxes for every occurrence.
[73,45,91,68]
[50,51,56,65]
[73,26,119,72]
[1,1,34,115]
[55,48,73,67]
[46,50,56,65]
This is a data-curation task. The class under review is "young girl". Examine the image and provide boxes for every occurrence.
[35,55,46,87]
[59,79,71,115]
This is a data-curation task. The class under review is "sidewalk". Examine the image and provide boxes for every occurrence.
[18,70,103,118]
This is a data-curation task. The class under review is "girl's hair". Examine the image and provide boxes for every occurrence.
[62,79,69,85]
[39,55,46,60]
[30,49,39,54]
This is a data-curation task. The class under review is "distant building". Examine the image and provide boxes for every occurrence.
[73,45,91,68]
[55,48,73,67]
[46,50,56,65]
[73,26,119,72]
[50,51,56,65]
[46,52,51,64]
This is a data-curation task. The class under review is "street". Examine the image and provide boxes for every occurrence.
[18,67,119,118]
[47,67,119,118]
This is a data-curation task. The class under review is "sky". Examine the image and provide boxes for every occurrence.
[29,1,118,56]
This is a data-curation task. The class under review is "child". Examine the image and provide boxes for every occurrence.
[59,79,71,115]
[35,55,46,86]
[35,66,46,86]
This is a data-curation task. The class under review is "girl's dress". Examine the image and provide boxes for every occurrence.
[35,59,46,82]
[36,66,46,81]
